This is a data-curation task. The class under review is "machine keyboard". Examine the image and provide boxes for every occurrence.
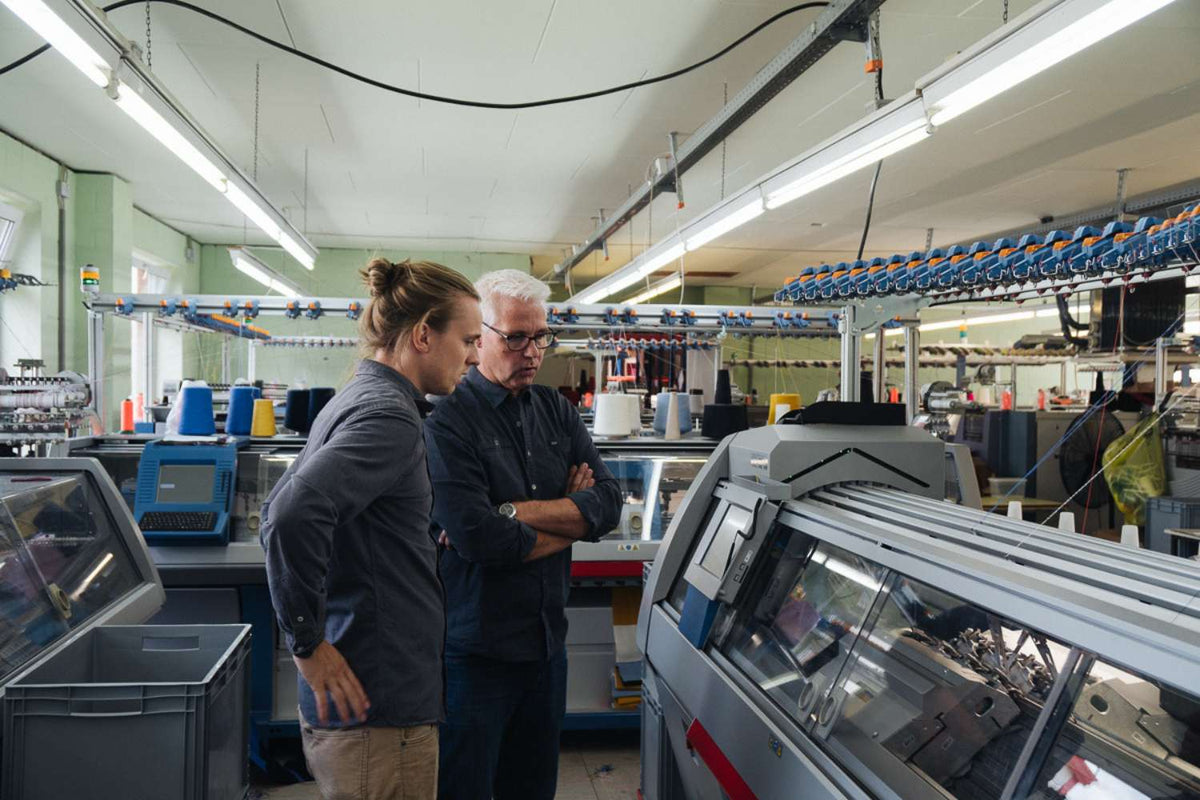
[139,511,218,532]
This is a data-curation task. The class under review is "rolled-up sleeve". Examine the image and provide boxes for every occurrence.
[261,406,415,656]
[425,414,537,567]
[561,398,622,543]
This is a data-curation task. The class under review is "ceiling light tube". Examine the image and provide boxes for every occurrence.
[764,95,931,210]
[112,81,228,191]
[0,0,110,86]
[919,0,1178,126]
[229,247,301,295]
[635,241,686,277]
[278,232,316,271]
[684,195,764,251]
[0,0,320,270]
[625,274,683,305]
[225,184,282,242]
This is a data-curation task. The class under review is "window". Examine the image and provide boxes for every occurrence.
[718,528,887,732]
[0,201,22,269]
[1025,660,1199,800]
[130,259,168,420]
[820,574,1070,800]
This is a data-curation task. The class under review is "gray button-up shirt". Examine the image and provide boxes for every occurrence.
[261,359,442,728]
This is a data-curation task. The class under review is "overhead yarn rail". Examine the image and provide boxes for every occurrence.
[776,204,1200,305]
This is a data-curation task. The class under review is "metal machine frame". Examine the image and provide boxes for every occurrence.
[637,423,1200,800]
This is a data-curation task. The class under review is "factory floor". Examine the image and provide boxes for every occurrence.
[251,730,641,800]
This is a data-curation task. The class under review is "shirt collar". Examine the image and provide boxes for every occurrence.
[466,366,523,408]
[357,359,431,417]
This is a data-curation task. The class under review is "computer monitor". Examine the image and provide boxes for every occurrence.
[155,464,216,505]
[134,440,241,545]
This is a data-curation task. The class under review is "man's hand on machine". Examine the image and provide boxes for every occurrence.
[295,641,371,726]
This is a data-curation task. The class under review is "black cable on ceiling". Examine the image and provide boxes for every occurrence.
[0,0,830,109]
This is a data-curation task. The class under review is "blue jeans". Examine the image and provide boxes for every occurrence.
[437,649,568,800]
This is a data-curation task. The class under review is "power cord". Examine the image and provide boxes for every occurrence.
[0,0,830,109]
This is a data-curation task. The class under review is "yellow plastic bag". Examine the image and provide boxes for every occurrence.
[1102,417,1166,525]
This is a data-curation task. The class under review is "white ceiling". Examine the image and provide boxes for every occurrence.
[0,0,1198,293]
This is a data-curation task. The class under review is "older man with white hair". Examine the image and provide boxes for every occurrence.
[424,269,621,800]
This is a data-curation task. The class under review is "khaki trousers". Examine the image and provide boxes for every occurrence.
[300,712,438,800]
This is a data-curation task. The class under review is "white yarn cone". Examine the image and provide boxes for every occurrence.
[1120,525,1141,548]
[1007,501,1023,520]
[664,392,681,440]
[1057,512,1076,533]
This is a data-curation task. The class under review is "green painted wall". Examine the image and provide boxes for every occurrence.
[0,132,71,374]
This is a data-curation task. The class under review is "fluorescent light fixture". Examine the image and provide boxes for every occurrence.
[625,274,683,305]
[278,232,315,270]
[0,0,319,270]
[576,269,646,304]
[229,247,302,295]
[871,305,1080,338]
[225,184,282,241]
[635,241,686,277]
[573,239,685,304]
[684,196,764,251]
[113,82,227,191]
[766,114,930,210]
[0,0,109,87]
[921,0,1178,126]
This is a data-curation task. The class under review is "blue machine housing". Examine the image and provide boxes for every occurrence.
[1031,230,1070,277]
[1049,225,1101,274]
[134,439,243,545]
[1079,221,1133,274]
[803,266,828,301]
[1004,234,1043,281]
[872,255,904,294]
[1107,216,1160,271]
[959,241,992,285]
[1149,218,1176,265]
[981,237,1016,283]
[817,263,846,299]
[854,258,885,295]
[935,245,968,288]
[836,261,864,297]
[911,249,944,290]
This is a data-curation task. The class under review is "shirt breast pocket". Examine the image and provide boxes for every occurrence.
[480,438,523,497]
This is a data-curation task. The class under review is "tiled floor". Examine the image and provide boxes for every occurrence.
[252,731,641,800]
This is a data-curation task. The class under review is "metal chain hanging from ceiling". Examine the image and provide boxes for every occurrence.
[252,62,261,182]
[144,0,151,68]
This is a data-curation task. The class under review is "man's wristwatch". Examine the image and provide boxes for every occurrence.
[498,502,517,520]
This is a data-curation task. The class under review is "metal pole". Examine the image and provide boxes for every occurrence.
[872,331,886,403]
[248,340,257,383]
[1155,336,1168,409]
[142,311,155,411]
[839,306,860,402]
[595,351,604,394]
[221,338,231,385]
[1115,168,1130,222]
[1010,362,1019,408]
[87,310,106,426]
[904,325,920,423]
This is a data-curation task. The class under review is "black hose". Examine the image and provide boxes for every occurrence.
[0,0,831,110]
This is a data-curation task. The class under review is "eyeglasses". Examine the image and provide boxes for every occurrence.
[483,321,558,351]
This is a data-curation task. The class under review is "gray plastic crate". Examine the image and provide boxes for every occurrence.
[1146,496,1200,557]
[3,623,251,800]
